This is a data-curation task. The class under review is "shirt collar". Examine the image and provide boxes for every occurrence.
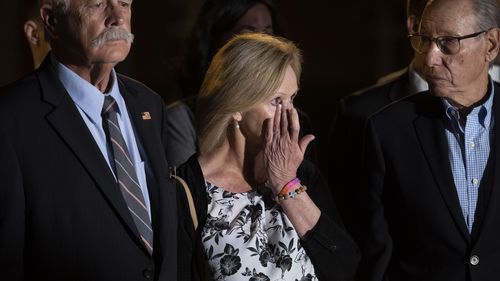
[408,62,429,94]
[51,54,123,124]
[442,77,495,129]
[489,64,500,83]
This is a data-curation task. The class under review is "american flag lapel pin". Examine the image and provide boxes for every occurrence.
[141,112,151,120]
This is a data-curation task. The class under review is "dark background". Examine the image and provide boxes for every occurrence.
[0,0,411,171]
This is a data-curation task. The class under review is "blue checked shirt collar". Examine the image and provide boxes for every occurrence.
[442,78,495,132]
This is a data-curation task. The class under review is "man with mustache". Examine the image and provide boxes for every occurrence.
[360,0,500,280]
[0,1,179,280]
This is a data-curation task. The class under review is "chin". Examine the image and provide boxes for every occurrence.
[428,81,452,97]
[429,88,447,98]
[109,53,129,63]
[92,44,131,63]
[94,51,130,65]
[428,85,443,94]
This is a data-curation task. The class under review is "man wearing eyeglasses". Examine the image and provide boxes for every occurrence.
[359,0,500,280]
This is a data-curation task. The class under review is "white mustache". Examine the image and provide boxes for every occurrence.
[91,28,135,47]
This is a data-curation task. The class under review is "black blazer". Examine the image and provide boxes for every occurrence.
[329,69,416,248]
[360,83,500,281]
[0,57,178,281]
[175,155,360,281]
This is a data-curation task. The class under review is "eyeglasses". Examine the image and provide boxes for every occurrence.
[408,30,487,55]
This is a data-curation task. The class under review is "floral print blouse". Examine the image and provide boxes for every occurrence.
[202,181,317,281]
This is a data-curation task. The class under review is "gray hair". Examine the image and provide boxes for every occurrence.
[41,0,70,44]
[44,0,70,14]
[472,0,500,30]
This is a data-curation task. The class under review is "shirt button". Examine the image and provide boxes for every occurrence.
[472,178,479,186]
[470,255,479,266]
[470,142,475,149]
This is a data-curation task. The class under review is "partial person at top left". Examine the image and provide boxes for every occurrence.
[24,0,51,69]
[0,0,181,280]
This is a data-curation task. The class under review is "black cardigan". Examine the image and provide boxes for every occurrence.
[176,155,360,281]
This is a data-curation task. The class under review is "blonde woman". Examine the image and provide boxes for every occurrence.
[177,33,359,281]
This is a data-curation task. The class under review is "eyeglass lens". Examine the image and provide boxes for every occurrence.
[410,35,460,55]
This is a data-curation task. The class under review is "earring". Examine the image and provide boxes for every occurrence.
[235,121,240,129]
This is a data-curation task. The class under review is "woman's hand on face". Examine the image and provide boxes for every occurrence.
[263,104,315,194]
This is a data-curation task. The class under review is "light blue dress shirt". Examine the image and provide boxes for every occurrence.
[443,80,494,233]
[51,54,151,218]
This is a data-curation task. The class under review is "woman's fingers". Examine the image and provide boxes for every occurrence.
[299,134,315,154]
[289,108,300,142]
[281,105,288,138]
[273,103,282,135]
[264,117,273,145]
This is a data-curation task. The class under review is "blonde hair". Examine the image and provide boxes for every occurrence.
[196,33,302,155]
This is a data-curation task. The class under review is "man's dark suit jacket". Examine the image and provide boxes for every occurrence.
[361,82,500,281]
[0,57,178,281]
[330,70,415,236]
[329,69,423,280]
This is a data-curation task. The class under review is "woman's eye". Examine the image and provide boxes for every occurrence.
[270,97,282,106]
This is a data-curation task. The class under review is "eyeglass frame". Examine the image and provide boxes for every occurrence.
[408,30,488,55]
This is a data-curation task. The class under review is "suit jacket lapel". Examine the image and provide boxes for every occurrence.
[413,94,471,242]
[37,59,145,249]
[474,83,500,243]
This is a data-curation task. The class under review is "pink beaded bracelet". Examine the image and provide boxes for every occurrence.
[280,178,301,195]
[274,185,308,203]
